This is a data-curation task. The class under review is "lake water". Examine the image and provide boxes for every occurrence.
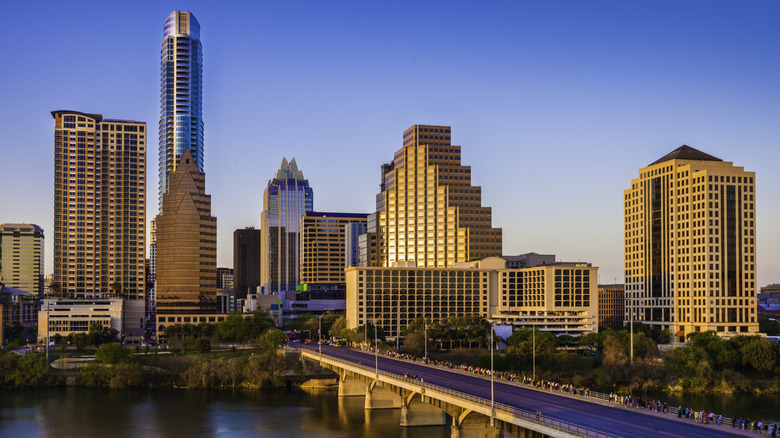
[0,388,450,438]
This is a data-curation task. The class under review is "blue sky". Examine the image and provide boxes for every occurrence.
[1,1,778,286]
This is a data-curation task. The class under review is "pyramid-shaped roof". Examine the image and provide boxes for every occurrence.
[650,145,722,166]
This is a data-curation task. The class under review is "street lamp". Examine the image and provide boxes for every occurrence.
[318,313,326,358]
[487,320,496,427]
[532,318,536,381]
[374,318,379,378]
[424,316,428,360]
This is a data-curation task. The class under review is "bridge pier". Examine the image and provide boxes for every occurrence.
[451,410,503,438]
[365,380,402,409]
[338,375,366,397]
[400,393,447,427]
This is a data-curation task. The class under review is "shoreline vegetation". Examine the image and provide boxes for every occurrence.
[1,313,779,396]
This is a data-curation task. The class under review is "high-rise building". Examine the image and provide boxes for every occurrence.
[598,284,625,329]
[376,124,502,268]
[158,10,203,209]
[52,111,146,299]
[624,145,758,340]
[216,267,234,291]
[156,150,216,314]
[300,212,368,285]
[345,221,367,268]
[261,158,313,294]
[0,224,44,298]
[233,227,261,299]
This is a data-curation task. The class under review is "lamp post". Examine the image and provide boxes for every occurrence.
[424,316,428,360]
[374,318,379,378]
[45,300,50,369]
[488,321,496,427]
[532,318,536,381]
[630,290,634,364]
[318,313,326,359]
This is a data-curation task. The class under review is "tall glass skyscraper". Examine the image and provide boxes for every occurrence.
[261,158,314,294]
[158,11,203,208]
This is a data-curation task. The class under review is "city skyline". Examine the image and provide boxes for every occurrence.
[1,1,778,287]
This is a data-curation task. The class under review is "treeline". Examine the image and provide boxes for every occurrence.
[0,328,290,390]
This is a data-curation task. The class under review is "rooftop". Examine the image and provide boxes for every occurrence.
[650,145,723,166]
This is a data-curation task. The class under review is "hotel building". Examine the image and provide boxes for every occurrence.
[346,257,598,338]
[624,145,758,340]
[52,111,146,299]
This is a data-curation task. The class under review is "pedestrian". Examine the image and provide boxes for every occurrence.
[536,409,542,420]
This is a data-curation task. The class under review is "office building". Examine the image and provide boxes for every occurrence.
[345,221,367,268]
[345,257,598,338]
[624,145,758,340]
[217,267,234,291]
[159,10,204,208]
[38,297,123,341]
[376,124,502,268]
[233,227,261,299]
[0,224,44,298]
[598,284,625,329]
[1,283,38,333]
[300,212,368,285]
[52,111,146,299]
[503,252,555,269]
[156,150,216,315]
[261,157,313,294]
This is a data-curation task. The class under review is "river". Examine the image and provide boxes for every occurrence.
[0,388,449,437]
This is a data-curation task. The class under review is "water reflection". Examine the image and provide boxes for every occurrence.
[0,388,452,437]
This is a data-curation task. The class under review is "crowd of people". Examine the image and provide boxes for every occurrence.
[357,345,778,434]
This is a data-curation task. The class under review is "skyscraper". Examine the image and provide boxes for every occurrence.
[376,124,502,268]
[261,158,313,294]
[233,227,261,299]
[52,111,146,299]
[156,150,216,314]
[0,224,44,298]
[624,145,758,340]
[158,10,203,209]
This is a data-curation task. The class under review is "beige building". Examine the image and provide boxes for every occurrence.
[52,111,146,300]
[37,297,123,341]
[300,212,368,285]
[156,149,217,315]
[376,125,502,268]
[597,284,625,329]
[0,224,44,297]
[346,257,598,338]
[625,145,758,340]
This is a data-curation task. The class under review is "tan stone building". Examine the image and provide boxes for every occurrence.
[156,149,217,315]
[346,257,598,338]
[0,224,44,298]
[625,145,758,340]
[52,111,146,299]
[376,125,502,268]
[300,212,368,285]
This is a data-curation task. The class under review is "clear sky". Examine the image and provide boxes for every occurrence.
[1,1,778,287]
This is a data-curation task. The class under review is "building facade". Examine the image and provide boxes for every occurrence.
[261,158,313,294]
[625,145,758,340]
[597,284,625,329]
[156,150,216,315]
[159,10,204,208]
[345,221,367,268]
[52,111,146,299]
[0,224,44,298]
[217,267,234,291]
[376,125,502,268]
[345,257,598,338]
[38,297,123,341]
[233,227,261,299]
[300,212,368,285]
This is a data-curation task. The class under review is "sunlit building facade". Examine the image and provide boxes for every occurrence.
[624,145,758,340]
[376,125,502,268]
[0,224,44,298]
[52,111,146,299]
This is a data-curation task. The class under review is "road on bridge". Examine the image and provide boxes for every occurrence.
[300,343,755,438]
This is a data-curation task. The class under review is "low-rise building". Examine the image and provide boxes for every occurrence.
[38,297,123,341]
[345,256,598,339]
[1,284,38,334]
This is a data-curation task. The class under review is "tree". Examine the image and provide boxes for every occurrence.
[257,329,287,351]
[49,282,62,297]
[195,338,211,354]
[95,343,131,364]
[329,316,347,339]
[739,336,778,374]
[110,282,123,297]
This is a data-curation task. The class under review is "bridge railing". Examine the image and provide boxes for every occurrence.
[310,351,619,438]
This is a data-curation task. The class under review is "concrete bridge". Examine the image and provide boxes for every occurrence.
[301,348,614,438]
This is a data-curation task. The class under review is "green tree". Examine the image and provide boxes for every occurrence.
[257,329,287,351]
[739,336,778,374]
[195,337,211,354]
[329,316,347,339]
[95,343,131,364]
[8,354,47,388]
